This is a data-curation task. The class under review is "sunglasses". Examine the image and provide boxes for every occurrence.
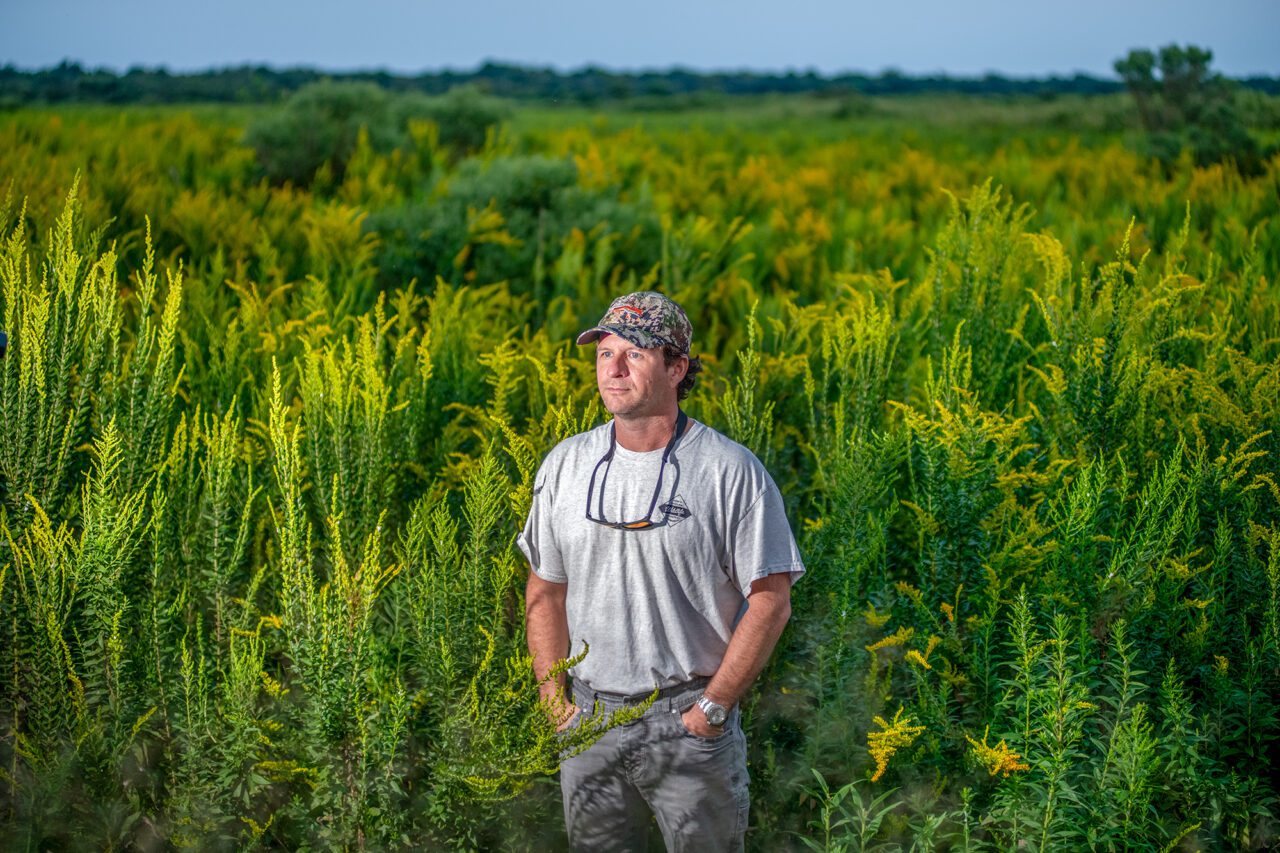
[586,410,688,531]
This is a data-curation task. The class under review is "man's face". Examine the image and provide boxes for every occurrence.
[595,334,687,419]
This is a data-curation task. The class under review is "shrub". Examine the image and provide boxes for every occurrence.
[245,81,404,186]
[403,85,511,156]
[1115,44,1267,174]
[367,154,661,297]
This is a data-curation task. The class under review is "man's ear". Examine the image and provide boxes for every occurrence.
[668,354,689,387]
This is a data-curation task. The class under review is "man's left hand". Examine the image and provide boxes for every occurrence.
[680,704,725,738]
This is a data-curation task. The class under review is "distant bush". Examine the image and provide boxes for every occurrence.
[832,92,879,120]
[245,81,403,186]
[405,85,511,155]
[367,155,660,295]
[621,91,728,113]
[1115,44,1268,174]
[1235,88,1280,131]
[246,82,511,187]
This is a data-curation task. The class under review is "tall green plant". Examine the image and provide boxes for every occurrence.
[1,421,151,845]
[0,185,120,524]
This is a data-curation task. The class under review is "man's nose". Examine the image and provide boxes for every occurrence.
[605,357,628,376]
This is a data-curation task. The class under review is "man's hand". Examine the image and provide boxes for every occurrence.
[680,703,725,738]
[556,705,583,733]
[540,685,582,733]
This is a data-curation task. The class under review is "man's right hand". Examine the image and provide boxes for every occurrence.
[555,704,583,733]
[541,685,581,732]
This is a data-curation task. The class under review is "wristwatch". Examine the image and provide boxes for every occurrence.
[696,695,728,727]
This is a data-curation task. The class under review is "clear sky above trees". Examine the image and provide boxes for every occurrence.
[2,0,1278,77]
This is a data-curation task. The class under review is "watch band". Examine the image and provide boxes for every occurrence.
[697,695,728,727]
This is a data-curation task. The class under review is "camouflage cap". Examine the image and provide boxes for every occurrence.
[576,291,692,354]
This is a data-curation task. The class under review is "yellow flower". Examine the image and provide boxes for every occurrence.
[866,626,915,652]
[906,635,942,669]
[864,604,892,630]
[1214,655,1229,675]
[905,650,930,669]
[260,671,288,698]
[894,580,925,606]
[240,814,275,840]
[795,208,833,244]
[940,601,955,623]
[868,707,925,782]
[966,727,1030,777]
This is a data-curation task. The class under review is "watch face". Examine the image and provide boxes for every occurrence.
[698,696,728,726]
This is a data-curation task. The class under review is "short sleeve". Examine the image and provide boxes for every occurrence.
[516,458,567,583]
[727,480,805,594]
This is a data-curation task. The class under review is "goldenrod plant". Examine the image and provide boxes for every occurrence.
[0,93,1277,847]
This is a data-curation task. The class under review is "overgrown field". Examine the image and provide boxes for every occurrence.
[1,97,1279,849]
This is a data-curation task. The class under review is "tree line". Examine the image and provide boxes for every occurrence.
[5,58,1279,106]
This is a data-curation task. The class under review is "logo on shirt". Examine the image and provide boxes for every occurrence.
[659,494,692,525]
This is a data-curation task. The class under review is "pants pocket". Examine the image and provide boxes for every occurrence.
[676,704,738,748]
[735,782,751,837]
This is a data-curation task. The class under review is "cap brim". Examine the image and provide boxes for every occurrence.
[575,325,650,347]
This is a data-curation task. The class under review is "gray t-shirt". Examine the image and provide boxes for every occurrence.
[517,417,805,695]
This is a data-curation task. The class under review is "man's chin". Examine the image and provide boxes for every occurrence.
[605,403,637,418]
[603,398,645,418]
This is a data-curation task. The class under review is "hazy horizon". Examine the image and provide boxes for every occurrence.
[8,57,1241,81]
[3,0,1278,79]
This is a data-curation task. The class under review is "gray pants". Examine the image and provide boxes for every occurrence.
[559,679,750,852]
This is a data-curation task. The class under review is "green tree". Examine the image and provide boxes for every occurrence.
[1114,44,1265,174]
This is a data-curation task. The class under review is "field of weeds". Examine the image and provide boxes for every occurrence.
[1,94,1278,848]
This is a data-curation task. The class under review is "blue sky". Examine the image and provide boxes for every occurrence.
[3,0,1278,78]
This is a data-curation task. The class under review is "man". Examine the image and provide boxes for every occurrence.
[519,291,804,852]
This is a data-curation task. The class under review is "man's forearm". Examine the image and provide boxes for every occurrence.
[529,613,570,700]
[704,573,793,708]
[525,573,572,706]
